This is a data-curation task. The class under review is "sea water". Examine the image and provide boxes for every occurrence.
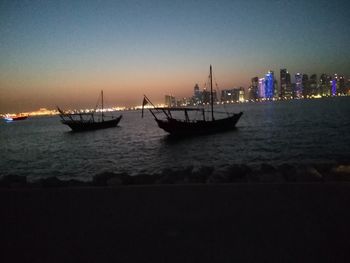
[1,97,349,181]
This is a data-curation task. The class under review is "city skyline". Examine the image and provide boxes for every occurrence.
[2,67,349,114]
[1,0,350,113]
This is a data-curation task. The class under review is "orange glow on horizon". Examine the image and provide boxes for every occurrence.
[0,66,250,113]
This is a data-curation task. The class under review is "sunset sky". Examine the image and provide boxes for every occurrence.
[1,0,349,113]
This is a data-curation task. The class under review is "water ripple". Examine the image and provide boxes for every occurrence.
[1,97,350,180]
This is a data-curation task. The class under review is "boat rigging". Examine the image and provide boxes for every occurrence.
[57,90,122,132]
[142,65,243,136]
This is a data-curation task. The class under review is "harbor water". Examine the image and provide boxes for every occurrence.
[1,97,349,181]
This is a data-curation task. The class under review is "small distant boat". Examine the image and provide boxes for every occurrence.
[142,65,243,136]
[57,90,122,132]
[3,114,28,122]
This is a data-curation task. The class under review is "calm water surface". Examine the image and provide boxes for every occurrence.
[1,97,349,181]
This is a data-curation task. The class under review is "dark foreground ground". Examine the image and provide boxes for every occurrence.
[1,183,350,262]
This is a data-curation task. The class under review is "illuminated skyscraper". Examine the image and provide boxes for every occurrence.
[338,75,346,94]
[258,78,265,98]
[221,87,245,102]
[295,73,303,98]
[319,74,331,96]
[309,74,318,96]
[264,71,274,99]
[280,69,292,99]
[331,79,337,96]
[280,69,287,98]
[302,74,309,97]
[332,74,346,95]
[248,77,259,100]
[193,83,201,104]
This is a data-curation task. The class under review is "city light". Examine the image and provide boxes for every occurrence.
[1,69,349,118]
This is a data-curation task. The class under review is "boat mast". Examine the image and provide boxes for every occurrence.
[210,65,214,121]
[101,90,104,121]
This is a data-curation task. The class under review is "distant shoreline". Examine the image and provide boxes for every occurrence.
[1,94,349,117]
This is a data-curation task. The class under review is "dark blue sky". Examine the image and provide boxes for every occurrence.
[1,0,349,112]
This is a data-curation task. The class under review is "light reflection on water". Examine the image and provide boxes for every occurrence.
[0,97,349,181]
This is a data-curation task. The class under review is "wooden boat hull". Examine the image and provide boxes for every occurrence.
[155,112,243,136]
[62,115,122,132]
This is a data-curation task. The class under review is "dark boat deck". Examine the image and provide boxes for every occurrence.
[155,112,243,136]
[62,115,122,132]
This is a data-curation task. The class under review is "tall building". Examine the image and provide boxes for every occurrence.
[202,88,210,104]
[264,71,275,99]
[280,69,292,99]
[248,77,259,101]
[338,75,346,94]
[238,87,245,102]
[319,74,331,96]
[165,95,176,107]
[285,73,292,98]
[221,88,245,102]
[177,97,191,106]
[295,73,303,98]
[212,90,218,103]
[291,83,296,97]
[309,74,318,96]
[202,88,217,104]
[280,69,287,98]
[332,74,346,95]
[193,83,202,104]
[302,74,309,97]
[221,90,232,102]
[331,77,337,96]
[258,78,265,99]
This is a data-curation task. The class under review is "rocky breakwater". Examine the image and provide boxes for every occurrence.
[1,163,350,189]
